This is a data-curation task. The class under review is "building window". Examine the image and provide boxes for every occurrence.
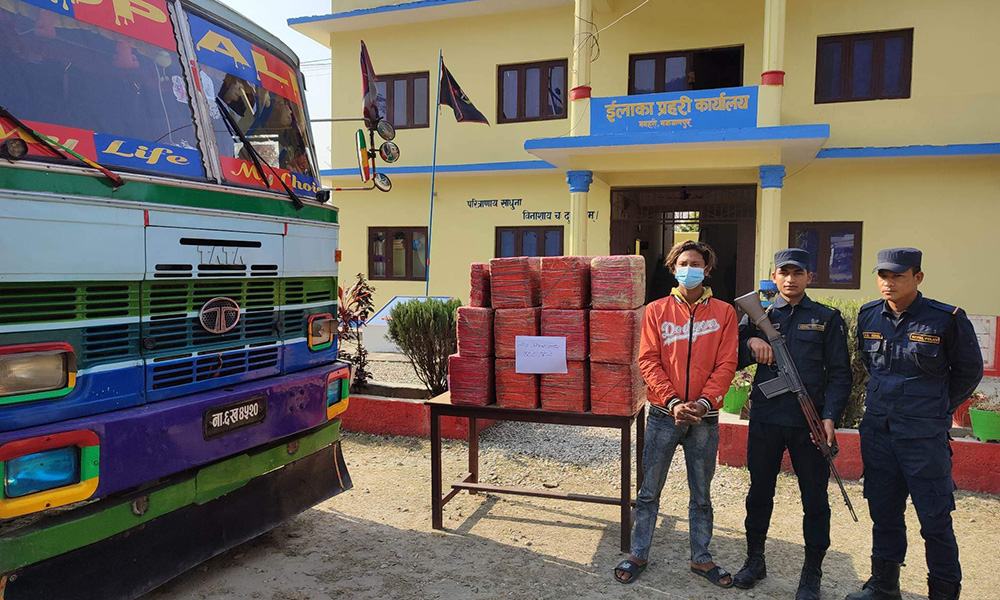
[497,59,568,124]
[369,227,428,281]
[628,46,743,95]
[815,29,913,103]
[788,222,863,289]
[375,72,429,129]
[495,227,564,258]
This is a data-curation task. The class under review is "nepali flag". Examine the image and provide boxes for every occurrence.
[440,61,488,125]
[360,41,381,125]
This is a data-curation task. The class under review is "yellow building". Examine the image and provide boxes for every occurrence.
[291,0,1000,371]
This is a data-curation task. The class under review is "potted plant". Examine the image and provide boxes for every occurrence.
[969,392,1000,443]
[723,365,755,416]
[953,392,983,428]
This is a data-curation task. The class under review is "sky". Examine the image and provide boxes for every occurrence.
[218,1,336,170]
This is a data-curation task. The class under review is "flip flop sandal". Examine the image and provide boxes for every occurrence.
[614,559,646,584]
[692,565,734,589]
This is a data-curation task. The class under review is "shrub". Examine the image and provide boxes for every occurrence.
[338,274,376,392]
[386,298,462,396]
[816,297,870,428]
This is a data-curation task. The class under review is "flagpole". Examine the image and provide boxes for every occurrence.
[425,49,443,297]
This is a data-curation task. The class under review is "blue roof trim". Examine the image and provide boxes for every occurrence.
[523,124,831,151]
[289,0,484,26]
[319,141,1000,179]
[320,159,556,178]
[816,143,1000,159]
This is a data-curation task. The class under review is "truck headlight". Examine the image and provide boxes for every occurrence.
[308,314,336,351]
[0,344,76,401]
[0,430,100,518]
[325,367,351,420]
[4,447,80,498]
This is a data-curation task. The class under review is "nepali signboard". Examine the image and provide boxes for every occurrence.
[591,86,758,135]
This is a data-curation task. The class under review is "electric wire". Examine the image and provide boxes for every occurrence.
[564,0,652,137]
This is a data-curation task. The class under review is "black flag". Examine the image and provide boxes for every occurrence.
[439,61,489,125]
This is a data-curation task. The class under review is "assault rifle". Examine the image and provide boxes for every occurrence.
[735,291,859,522]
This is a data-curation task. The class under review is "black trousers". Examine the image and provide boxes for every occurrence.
[744,420,831,551]
[860,426,960,583]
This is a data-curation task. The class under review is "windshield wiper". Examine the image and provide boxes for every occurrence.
[215,98,303,210]
[0,105,125,188]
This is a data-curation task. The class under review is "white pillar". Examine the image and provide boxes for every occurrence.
[567,0,595,256]
[569,0,594,135]
[566,171,593,255]
[757,165,785,282]
[759,0,786,127]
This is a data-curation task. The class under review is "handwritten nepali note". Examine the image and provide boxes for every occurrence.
[515,336,568,374]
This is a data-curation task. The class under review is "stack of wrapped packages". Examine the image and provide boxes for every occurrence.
[450,255,646,416]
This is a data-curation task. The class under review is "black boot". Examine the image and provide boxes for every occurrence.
[734,533,767,589]
[844,557,903,600]
[928,577,961,600]
[795,547,825,600]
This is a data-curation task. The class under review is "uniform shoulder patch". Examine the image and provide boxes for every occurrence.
[798,323,826,331]
[909,333,941,344]
[927,299,960,315]
[860,299,882,312]
[813,303,841,324]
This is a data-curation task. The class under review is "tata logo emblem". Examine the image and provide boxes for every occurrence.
[199,297,241,334]
[197,246,245,265]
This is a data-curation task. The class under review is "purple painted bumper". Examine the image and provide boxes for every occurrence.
[0,361,348,500]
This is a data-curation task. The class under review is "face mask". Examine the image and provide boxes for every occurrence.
[675,266,705,289]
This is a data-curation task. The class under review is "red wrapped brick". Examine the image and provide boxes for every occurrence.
[489,257,541,308]
[449,354,494,406]
[540,309,589,361]
[457,307,493,358]
[541,256,590,309]
[590,308,644,364]
[495,358,539,409]
[591,255,646,309]
[470,262,491,308]
[494,308,541,359]
[541,361,590,413]
[591,362,646,416]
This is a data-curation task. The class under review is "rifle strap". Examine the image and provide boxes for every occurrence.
[751,305,773,329]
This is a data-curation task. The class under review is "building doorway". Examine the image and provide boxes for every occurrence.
[610,185,756,305]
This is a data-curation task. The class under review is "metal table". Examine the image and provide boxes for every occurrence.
[426,393,645,552]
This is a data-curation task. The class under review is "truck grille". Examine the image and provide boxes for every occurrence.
[144,279,278,315]
[0,282,139,325]
[281,278,336,306]
[142,279,279,354]
[82,323,140,362]
[150,344,281,392]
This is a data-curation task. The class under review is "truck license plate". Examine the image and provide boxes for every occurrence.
[203,395,267,440]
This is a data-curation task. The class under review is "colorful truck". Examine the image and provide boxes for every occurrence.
[0,1,356,597]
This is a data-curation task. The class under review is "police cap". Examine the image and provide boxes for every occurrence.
[874,247,922,273]
[774,248,811,271]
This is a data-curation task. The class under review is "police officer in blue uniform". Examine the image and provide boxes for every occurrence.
[848,248,983,600]
[734,248,852,600]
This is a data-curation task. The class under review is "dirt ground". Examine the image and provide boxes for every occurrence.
[144,426,1000,600]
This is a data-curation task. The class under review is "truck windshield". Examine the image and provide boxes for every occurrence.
[186,11,320,196]
[0,0,205,179]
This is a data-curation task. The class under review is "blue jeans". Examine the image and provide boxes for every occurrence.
[630,408,719,563]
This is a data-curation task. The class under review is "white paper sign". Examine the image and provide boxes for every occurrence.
[515,336,568,374]
[969,315,997,372]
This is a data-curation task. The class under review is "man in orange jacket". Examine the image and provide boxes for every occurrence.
[614,240,739,587]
